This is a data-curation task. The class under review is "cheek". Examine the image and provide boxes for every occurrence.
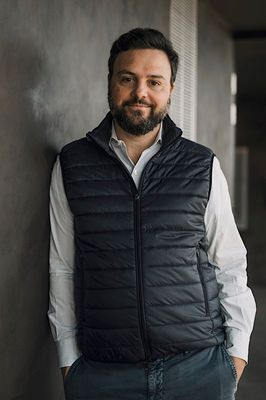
[158,91,172,106]
[149,94,167,109]
[111,85,131,105]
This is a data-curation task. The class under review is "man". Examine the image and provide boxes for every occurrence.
[48,28,256,399]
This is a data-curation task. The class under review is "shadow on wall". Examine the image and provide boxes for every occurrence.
[0,35,64,400]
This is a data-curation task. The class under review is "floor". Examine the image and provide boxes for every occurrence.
[236,285,266,399]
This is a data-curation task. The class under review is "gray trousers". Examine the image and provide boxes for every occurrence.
[64,344,238,400]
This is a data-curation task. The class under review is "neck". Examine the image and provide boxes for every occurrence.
[114,121,161,164]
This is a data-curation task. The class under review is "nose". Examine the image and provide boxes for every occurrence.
[133,80,148,99]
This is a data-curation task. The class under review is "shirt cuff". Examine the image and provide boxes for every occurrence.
[56,337,81,368]
[224,328,251,363]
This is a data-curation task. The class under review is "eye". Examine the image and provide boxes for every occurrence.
[120,76,135,85]
[148,80,162,90]
[150,80,160,86]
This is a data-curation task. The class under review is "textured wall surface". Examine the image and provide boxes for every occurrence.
[197,0,235,196]
[0,1,238,398]
[0,1,169,399]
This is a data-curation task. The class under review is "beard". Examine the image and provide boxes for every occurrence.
[108,91,170,136]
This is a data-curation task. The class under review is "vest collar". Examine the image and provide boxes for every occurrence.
[86,112,183,155]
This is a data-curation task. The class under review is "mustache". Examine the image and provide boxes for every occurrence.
[123,98,152,107]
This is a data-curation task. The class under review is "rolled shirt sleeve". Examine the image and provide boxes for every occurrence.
[48,156,80,368]
[205,157,256,362]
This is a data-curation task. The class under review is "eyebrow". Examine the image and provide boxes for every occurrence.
[117,70,166,80]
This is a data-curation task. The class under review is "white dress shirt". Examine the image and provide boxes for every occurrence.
[48,123,256,368]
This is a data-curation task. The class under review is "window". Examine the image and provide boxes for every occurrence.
[169,0,198,141]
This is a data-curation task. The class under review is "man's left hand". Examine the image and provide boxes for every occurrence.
[231,356,246,383]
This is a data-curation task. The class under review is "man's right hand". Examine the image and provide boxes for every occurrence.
[61,366,71,379]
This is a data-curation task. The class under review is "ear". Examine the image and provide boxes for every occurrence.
[170,83,175,94]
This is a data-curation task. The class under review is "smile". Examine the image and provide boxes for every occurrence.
[126,104,151,109]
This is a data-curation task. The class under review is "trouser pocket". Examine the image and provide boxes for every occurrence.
[221,344,238,383]
[64,355,83,386]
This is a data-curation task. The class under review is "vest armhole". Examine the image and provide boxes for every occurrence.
[207,153,215,201]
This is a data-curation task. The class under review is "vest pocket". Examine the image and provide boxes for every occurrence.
[196,248,210,317]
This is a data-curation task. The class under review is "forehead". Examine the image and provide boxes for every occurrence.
[112,49,172,78]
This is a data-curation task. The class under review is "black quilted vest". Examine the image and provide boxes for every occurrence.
[60,112,225,362]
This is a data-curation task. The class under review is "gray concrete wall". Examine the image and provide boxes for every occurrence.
[0,1,169,399]
[197,0,235,197]
[0,0,238,398]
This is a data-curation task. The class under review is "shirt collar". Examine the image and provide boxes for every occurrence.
[109,121,163,148]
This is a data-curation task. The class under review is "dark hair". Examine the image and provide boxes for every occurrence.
[108,28,179,85]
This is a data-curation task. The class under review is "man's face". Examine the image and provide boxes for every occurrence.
[108,49,174,136]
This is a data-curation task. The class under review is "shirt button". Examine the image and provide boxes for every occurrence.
[134,170,138,176]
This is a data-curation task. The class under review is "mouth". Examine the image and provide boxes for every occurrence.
[126,103,151,109]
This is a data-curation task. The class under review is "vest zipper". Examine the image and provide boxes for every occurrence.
[87,138,159,360]
[134,192,150,360]
[196,247,210,317]
[130,152,165,360]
